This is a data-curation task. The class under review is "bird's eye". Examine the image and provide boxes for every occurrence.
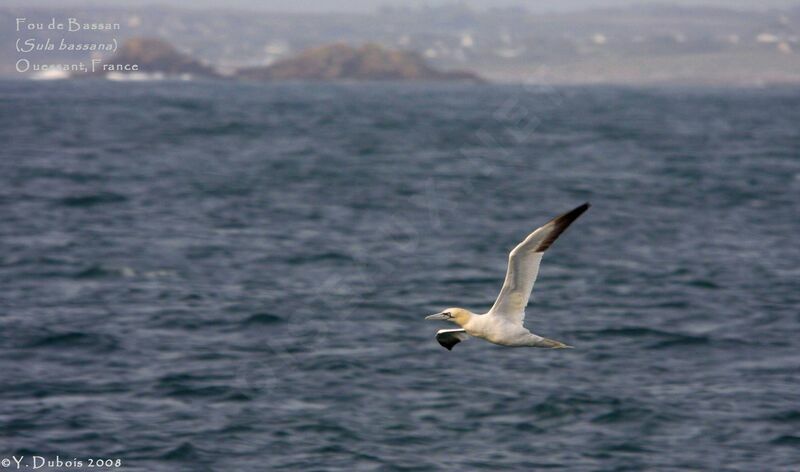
[443,312,451,317]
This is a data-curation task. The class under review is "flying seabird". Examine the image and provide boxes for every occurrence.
[425,203,590,350]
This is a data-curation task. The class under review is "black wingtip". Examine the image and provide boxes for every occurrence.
[571,202,591,214]
[437,339,458,350]
[554,202,590,226]
[535,202,590,252]
[436,335,461,350]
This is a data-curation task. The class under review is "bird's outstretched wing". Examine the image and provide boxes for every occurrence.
[488,203,590,325]
[436,329,469,350]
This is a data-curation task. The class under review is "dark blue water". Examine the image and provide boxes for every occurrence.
[1,80,799,471]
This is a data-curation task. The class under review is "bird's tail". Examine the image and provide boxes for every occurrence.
[538,338,573,349]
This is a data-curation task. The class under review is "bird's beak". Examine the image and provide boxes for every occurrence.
[425,312,448,320]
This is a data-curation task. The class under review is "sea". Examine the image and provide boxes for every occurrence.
[1,79,799,471]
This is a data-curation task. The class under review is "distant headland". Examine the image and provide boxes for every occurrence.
[236,43,482,82]
[90,38,220,79]
[87,38,482,82]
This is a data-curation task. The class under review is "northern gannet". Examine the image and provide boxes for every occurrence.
[426,203,590,350]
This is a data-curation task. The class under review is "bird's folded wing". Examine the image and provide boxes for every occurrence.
[436,329,469,351]
[488,203,590,324]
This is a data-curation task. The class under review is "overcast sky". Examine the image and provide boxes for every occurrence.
[10,0,800,12]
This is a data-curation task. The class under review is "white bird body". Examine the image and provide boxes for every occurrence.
[462,314,545,347]
[426,203,590,350]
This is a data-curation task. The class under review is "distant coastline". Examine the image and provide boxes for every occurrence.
[44,38,483,83]
[236,43,482,82]
[5,4,800,85]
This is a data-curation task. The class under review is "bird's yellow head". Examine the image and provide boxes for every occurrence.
[425,307,474,327]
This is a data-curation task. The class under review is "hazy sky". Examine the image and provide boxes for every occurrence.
[11,0,800,12]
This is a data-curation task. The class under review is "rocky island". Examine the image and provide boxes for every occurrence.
[92,38,220,79]
[236,43,482,82]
